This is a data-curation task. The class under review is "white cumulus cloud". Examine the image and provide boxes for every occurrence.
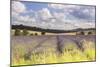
[37,8,53,20]
[12,1,26,13]
[11,1,95,30]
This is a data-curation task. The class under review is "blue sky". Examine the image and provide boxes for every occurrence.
[21,2,47,11]
[12,1,96,30]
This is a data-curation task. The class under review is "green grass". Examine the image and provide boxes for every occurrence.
[11,40,95,66]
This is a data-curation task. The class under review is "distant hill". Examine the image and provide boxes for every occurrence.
[12,25,96,33]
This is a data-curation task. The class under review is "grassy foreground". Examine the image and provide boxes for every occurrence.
[11,40,95,66]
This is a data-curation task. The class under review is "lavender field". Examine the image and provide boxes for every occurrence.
[11,35,96,66]
[11,1,96,66]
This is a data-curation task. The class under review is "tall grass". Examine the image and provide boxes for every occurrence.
[11,40,95,66]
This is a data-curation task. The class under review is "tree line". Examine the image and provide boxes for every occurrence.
[14,29,46,36]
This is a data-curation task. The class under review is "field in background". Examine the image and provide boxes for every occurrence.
[11,29,77,35]
[11,35,96,66]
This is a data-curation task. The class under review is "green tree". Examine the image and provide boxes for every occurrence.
[22,29,29,36]
[30,33,34,36]
[88,31,92,35]
[80,31,85,35]
[14,29,21,36]
[41,32,45,35]
[35,33,38,35]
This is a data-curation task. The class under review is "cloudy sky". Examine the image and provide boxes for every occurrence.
[11,1,96,30]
